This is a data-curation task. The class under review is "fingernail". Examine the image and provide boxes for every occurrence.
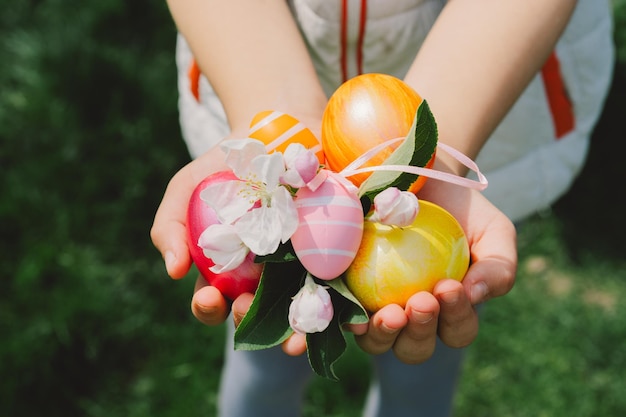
[439,291,459,305]
[380,322,400,334]
[197,303,219,316]
[411,310,434,324]
[164,250,176,272]
[233,312,245,327]
[471,282,489,304]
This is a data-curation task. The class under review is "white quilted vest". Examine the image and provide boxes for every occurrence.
[176,0,614,222]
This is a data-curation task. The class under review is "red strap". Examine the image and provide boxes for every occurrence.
[541,51,575,139]
[356,0,368,76]
[340,0,368,82]
[188,58,201,102]
[340,0,348,82]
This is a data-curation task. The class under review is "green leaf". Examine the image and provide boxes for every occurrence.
[358,99,438,199]
[234,261,306,350]
[306,277,369,381]
[306,310,345,381]
[326,278,369,326]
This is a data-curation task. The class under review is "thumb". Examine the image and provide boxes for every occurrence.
[150,174,194,279]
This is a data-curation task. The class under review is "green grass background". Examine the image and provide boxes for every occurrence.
[2,1,625,416]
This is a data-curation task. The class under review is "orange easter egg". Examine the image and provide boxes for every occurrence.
[249,111,324,164]
[322,73,435,192]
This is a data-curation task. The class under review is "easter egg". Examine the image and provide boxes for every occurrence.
[249,110,324,164]
[322,73,435,191]
[186,171,263,300]
[290,171,364,280]
[344,200,469,312]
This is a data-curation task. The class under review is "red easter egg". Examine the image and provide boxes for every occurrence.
[186,171,263,300]
[290,171,364,280]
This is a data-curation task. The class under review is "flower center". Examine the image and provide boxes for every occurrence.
[239,176,271,206]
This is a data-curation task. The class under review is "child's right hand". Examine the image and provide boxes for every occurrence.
[191,275,309,355]
[150,142,310,356]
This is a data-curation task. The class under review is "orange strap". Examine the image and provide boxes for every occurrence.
[188,58,201,102]
[541,51,575,139]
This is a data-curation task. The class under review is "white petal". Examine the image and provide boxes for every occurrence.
[288,275,334,334]
[271,186,299,242]
[283,143,307,161]
[250,152,285,189]
[198,224,249,273]
[281,169,307,188]
[221,139,267,178]
[235,207,283,256]
[200,180,255,225]
[282,144,319,187]
[373,187,402,218]
[370,188,419,227]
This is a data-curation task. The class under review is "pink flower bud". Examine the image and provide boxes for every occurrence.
[370,187,419,227]
[281,144,320,187]
[288,275,334,334]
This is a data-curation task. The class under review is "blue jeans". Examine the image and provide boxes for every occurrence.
[217,319,466,417]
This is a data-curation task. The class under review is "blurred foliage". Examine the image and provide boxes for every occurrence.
[0,1,218,416]
[552,0,626,261]
[1,1,625,417]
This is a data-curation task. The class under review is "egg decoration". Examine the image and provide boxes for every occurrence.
[322,73,435,192]
[290,170,364,280]
[345,200,469,312]
[186,171,263,300]
[249,110,325,164]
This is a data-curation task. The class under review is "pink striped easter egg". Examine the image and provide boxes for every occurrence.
[249,110,325,164]
[290,171,364,280]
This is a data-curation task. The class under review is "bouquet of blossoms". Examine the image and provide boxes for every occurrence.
[186,74,487,380]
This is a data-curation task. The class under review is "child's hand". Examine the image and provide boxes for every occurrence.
[152,143,516,362]
[191,276,309,355]
[350,180,517,363]
[151,147,229,281]
[150,137,314,355]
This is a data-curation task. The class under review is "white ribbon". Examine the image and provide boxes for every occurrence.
[339,137,488,191]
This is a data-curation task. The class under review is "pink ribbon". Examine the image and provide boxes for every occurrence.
[339,137,488,191]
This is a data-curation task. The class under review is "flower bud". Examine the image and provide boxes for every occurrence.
[288,275,334,334]
[369,187,419,227]
[281,143,319,188]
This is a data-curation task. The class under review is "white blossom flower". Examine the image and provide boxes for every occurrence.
[199,139,299,260]
[288,275,334,334]
[281,143,319,188]
[198,223,249,273]
[369,187,419,227]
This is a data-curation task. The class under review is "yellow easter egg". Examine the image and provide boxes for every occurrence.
[344,200,469,313]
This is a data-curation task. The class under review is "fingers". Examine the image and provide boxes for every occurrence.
[463,214,517,305]
[191,275,308,357]
[151,148,229,279]
[464,256,517,305]
[150,170,195,279]
[191,276,230,326]
[353,280,479,362]
[392,292,440,364]
[282,333,307,356]
[418,181,517,307]
[231,292,255,327]
[434,279,479,348]
[355,303,408,355]
[190,279,311,356]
